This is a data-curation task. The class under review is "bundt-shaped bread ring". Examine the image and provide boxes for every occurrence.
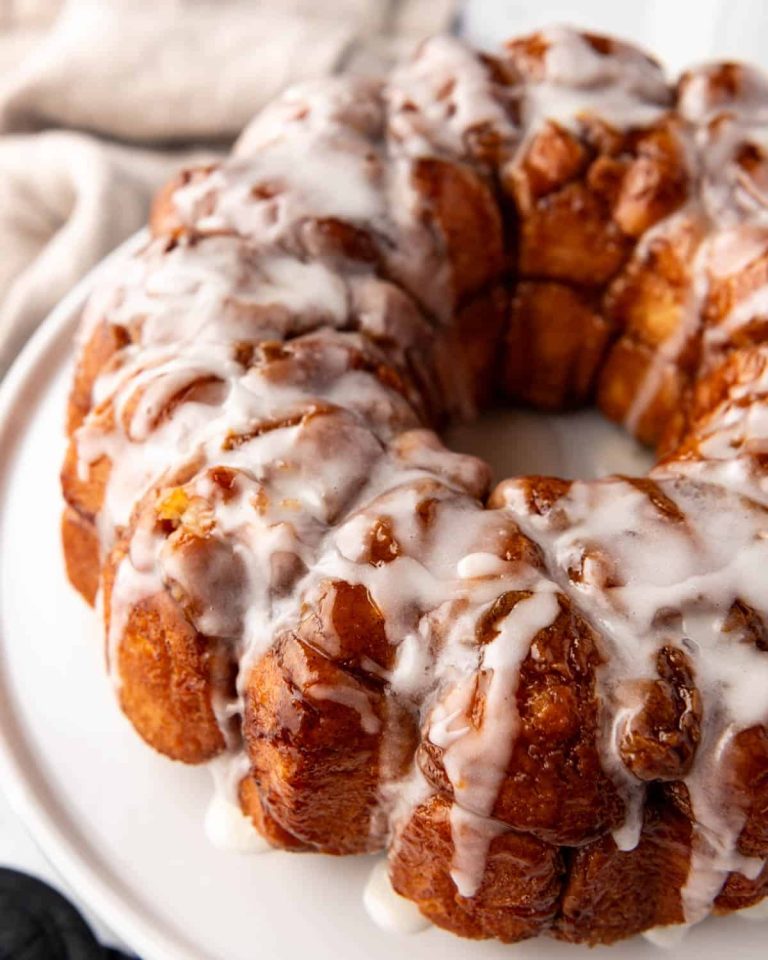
[61,27,768,946]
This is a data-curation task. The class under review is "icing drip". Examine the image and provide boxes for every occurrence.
[642,923,692,948]
[448,805,507,899]
[205,754,272,854]
[429,587,559,891]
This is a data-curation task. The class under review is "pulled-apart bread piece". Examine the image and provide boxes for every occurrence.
[61,26,768,947]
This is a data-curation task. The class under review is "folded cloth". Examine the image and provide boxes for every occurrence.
[0,0,457,373]
[0,1,360,142]
[0,131,212,371]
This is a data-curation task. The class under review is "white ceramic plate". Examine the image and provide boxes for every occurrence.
[0,237,765,960]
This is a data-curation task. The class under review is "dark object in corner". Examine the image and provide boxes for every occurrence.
[0,868,135,959]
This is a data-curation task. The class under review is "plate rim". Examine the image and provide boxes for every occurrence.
[0,229,202,960]
[0,231,764,960]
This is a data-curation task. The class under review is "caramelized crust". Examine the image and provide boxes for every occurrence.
[67,320,129,434]
[238,775,309,851]
[617,645,702,782]
[390,794,564,941]
[243,632,387,854]
[504,281,612,408]
[61,507,99,606]
[555,792,690,944]
[419,594,624,846]
[105,562,228,763]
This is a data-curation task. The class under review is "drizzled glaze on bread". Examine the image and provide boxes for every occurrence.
[62,28,768,945]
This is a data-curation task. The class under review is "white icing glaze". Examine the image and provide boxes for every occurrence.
[496,465,768,921]
[678,63,768,127]
[448,804,507,899]
[387,35,519,161]
[539,26,667,101]
[429,588,559,818]
[642,923,692,948]
[64,27,768,943]
[618,52,768,436]
[516,25,670,150]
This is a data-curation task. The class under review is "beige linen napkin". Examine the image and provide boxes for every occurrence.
[0,131,203,369]
[0,0,457,371]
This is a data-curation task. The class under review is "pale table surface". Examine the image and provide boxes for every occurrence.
[0,781,126,949]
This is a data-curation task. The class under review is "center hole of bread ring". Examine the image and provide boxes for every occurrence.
[445,406,653,481]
